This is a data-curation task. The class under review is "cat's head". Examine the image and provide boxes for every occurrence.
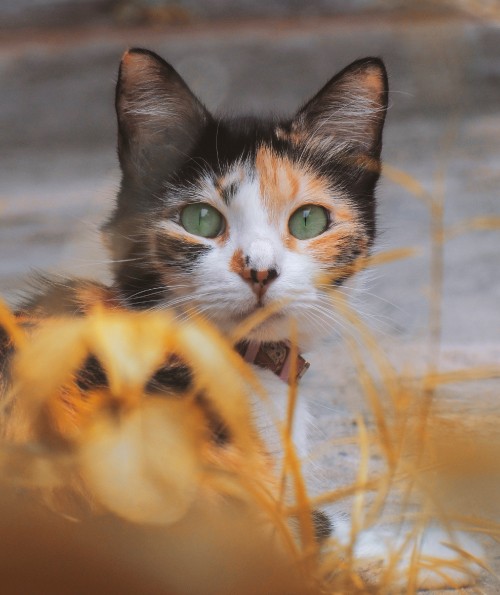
[105,48,388,345]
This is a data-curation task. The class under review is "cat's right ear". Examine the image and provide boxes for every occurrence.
[290,57,388,162]
[116,49,209,186]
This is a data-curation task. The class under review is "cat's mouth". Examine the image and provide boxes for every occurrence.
[231,307,286,326]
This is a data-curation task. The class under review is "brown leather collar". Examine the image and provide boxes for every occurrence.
[235,340,309,384]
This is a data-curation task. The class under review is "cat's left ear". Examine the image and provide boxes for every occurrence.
[291,57,388,160]
[116,48,210,186]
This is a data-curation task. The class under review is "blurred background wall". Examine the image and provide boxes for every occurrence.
[0,0,499,345]
[1,0,485,28]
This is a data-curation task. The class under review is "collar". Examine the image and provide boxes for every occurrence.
[235,340,310,384]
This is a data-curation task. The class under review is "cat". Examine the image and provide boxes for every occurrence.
[10,48,386,457]
[0,48,483,588]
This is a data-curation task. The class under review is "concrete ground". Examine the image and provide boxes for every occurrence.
[1,11,499,593]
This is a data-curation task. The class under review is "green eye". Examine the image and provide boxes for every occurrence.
[289,205,329,240]
[181,203,224,238]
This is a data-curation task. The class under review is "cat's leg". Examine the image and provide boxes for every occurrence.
[251,368,332,542]
[251,368,312,460]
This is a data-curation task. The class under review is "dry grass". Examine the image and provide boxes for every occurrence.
[0,294,499,592]
[0,137,500,593]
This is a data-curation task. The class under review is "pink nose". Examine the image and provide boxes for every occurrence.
[240,267,278,298]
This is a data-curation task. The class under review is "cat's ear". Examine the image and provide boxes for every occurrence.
[116,48,209,185]
[291,58,388,160]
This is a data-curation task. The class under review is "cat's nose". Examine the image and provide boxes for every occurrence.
[241,267,279,298]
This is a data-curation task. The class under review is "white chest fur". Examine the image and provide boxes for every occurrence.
[249,365,311,461]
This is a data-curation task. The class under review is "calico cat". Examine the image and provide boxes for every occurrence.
[9,49,387,457]
[0,49,483,588]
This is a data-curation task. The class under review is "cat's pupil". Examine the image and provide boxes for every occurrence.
[181,203,224,238]
[289,205,329,240]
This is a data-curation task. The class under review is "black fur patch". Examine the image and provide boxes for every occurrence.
[311,509,333,542]
[154,234,211,271]
[75,355,108,391]
[0,326,14,391]
[76,353,193,395]
[114,265,166,310]
[146,361,193,394]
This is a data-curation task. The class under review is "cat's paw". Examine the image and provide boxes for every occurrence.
[334,518,484,590]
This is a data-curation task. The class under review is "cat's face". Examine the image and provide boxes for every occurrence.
[106,49,388,345]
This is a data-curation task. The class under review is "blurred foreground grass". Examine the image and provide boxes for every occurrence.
[0,287,499,592]
[0,142,500,593]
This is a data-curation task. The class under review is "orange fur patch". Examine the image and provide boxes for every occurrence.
[333,204,357,224]
[160,225,229,247]
[254,146,360,252]
[121,50,135,67]
[160,228,205,245]
[284,235,298,251]
[307,228,348,263]
[120,50,155,88]
[255,147,300,221]
[302,175,328,201]
[307,225,367,265]
[75,285,119,314]
[363,67,384,95]
[229,249,245,276]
